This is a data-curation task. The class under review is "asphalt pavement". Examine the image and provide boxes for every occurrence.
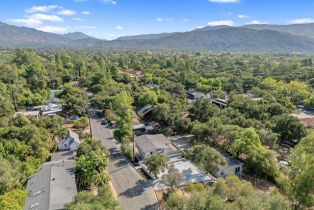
[90,117,159,210]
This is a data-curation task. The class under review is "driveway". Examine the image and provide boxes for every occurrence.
[90,117,159,210]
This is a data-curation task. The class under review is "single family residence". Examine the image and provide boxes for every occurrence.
[23,152,77,210]
[42,90,63,116]
[135,134,214,189]
[135,134,180,160]
[213,150,243,178]
[187,89,205,101]
[58,131,80,151]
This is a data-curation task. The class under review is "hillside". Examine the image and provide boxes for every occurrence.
[63,32,95,40]
[243,23,314,39]
[111,27,314,53]
[1,21,314,52]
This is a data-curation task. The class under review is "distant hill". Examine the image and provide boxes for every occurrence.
[0,22,72,47]
[243,23,314,39]
[111,27,314,53]
[1,21,314,53]
[63,32,94,40]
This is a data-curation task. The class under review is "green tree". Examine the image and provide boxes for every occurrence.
[75,149,109,190]
[0,189,27,210]
[60,84,88,116]
[231,128,262,157]
[113,91,133,141]
[273,115,306,143]
[189,99,219,122]
[137,88,158,107]
[66,187,119,210]
[162,164,183,189]
[288,133,314,208]
[186,145,226,174]
[145,153,169,178]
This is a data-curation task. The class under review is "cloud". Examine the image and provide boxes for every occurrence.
[80,25,97,29]
[30,14,63,22]
[156,17,174,22]
[8,13,63,26]
[208,0,240,3]
[26,5,58,13]
[183,18,189,23]
[82,11,90,15]
[8,18,42,26]
[57,9,77,16]
[116,25,123,30]
[36,26,67,33]
[289,18,314,24]
[246,20,267,25]
[72,17,83,21]
[208,20,234,26]
[238,14,248,19]
[102,0,117,5]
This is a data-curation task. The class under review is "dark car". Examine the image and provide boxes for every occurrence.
[101,119,108,125]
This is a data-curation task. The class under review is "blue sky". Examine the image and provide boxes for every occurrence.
[1,0,313,40]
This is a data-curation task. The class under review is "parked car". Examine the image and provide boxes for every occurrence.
[108,121,116,129]
[101,119,108,125]
[69,115,79,121]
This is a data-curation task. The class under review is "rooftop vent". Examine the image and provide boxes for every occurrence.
[30,202,39,209]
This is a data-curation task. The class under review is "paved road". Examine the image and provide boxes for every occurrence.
[90,117,159,210]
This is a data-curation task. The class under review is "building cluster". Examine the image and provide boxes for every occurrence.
[14,90,63,119]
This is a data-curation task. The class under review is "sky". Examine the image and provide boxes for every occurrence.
[0,0,314,40]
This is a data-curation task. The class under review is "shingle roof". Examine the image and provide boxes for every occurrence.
[135,134,174,154]
[24,156,77,210]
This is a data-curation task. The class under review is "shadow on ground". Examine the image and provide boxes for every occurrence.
[119,179,152,198]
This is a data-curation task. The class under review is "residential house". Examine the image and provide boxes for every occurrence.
[133,123,154,136]
[187,89,205,101]
[23,152,77,210]
[14,111,40,120]
[211,98,228,109]
[136,104,154,119]
[42,90,63,116]
[135,134,179,161]
[135,134,214,188]
[155,156,215,190]
[128,69,143,80]
[58,131,80,151]
[213,150,243,178]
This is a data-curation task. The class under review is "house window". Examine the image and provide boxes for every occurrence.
[235,167,241,174]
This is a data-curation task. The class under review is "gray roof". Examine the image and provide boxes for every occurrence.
[68,130,80,144]
[217,150,243,171]
[137,104,153,118]
[135,134,174,154]
[24,158,77,210]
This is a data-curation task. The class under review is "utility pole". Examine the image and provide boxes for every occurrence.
[11,84,18,112]
[132,130,135,162]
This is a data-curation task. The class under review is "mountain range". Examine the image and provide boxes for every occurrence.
[1,21,314,53]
